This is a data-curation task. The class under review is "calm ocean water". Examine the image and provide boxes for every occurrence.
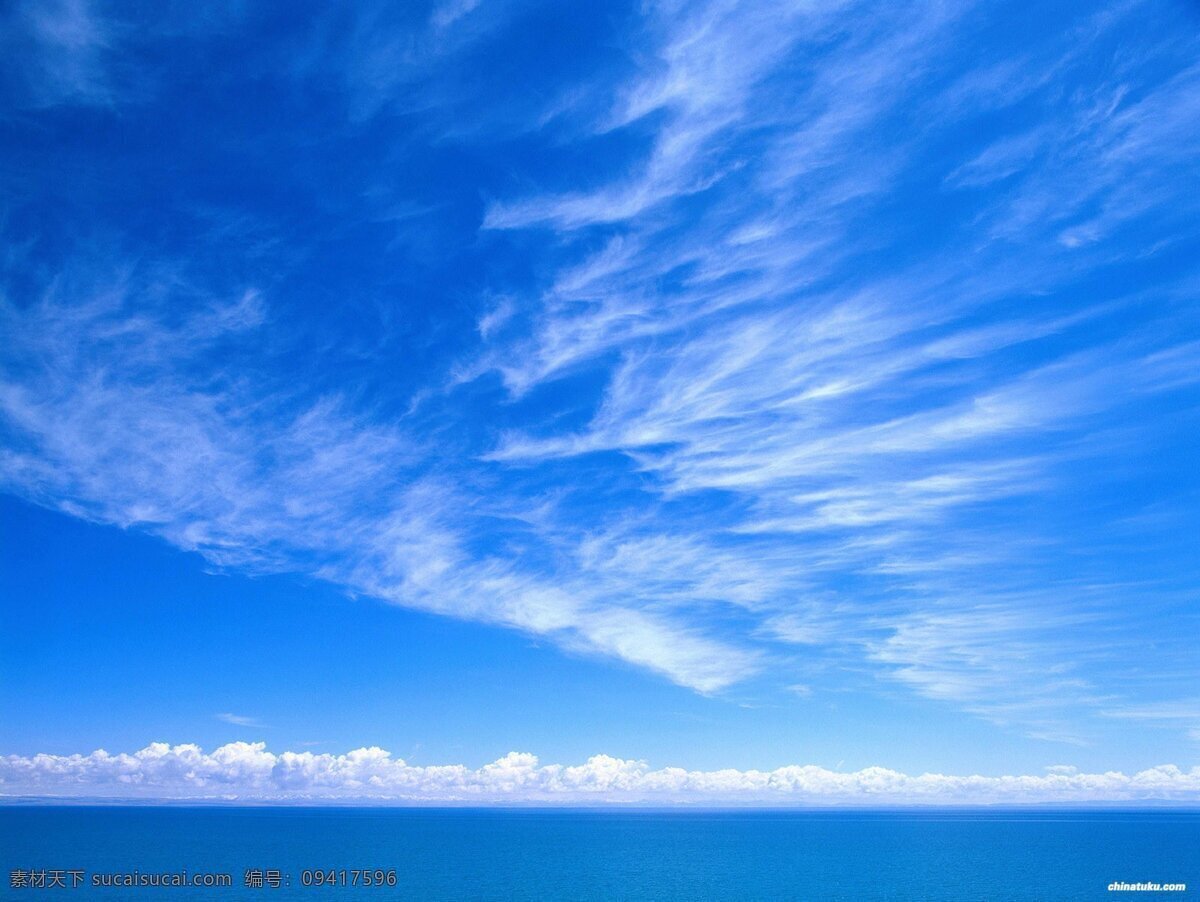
[1,807,1196,900]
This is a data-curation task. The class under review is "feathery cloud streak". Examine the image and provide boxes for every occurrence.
[474,0,1200,727]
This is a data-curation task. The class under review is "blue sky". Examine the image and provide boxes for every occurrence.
[2,0,1199,801]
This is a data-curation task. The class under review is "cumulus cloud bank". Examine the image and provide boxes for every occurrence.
[3,743,1198,805]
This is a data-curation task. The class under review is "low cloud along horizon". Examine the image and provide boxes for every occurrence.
[3,742,1198,805]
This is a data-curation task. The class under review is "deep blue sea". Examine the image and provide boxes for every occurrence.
[1,807,1196,900]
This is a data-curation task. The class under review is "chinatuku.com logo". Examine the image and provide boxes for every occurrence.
[1108,881,1187,892]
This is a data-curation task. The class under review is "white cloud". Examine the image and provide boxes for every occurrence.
[1102,701,1200,722]
[1045,765,1078,775]
[430,0,481,31]
[2,743,1197,804]
[215,713,264,728]
[0,284,756,693]
[0,0,116,107]
[467,0,1200,731]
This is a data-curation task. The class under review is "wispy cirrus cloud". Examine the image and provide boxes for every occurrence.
[0,273,756,693]
[1101,701,1200,723]
[215,713,265,728]
[470,0,1200,729]
[0,0,117,107]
